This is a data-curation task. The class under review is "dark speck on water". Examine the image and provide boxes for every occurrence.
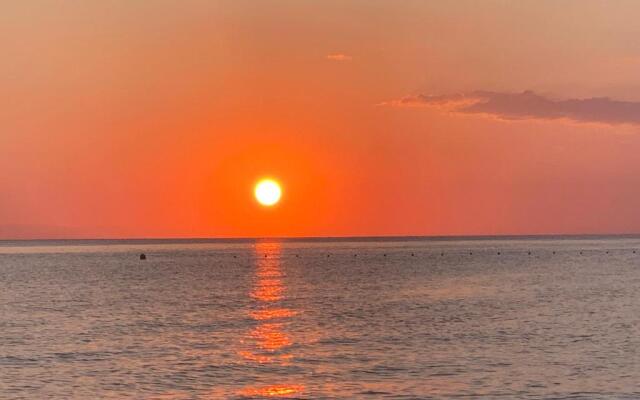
[2,236,640,399]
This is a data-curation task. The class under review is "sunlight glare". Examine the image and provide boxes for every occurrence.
[255,179,282,206]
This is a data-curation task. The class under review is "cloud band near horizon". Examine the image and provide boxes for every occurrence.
[384,90,640,126]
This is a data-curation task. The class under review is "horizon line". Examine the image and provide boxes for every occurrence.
[2,232,640,243]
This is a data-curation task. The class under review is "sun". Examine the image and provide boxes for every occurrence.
[254,179,282,206]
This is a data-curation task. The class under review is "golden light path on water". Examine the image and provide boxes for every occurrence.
[237,242,303,398]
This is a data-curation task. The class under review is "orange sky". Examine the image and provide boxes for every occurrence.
[2,1,640,239]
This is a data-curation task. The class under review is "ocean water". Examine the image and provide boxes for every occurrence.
[1,237,640,399]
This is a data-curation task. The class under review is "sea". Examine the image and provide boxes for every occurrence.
[1,236,640,399]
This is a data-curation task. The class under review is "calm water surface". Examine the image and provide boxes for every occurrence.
[2,237,640,399]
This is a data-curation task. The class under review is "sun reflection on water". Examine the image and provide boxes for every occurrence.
[237,384,305,398]
[237,241,304,397]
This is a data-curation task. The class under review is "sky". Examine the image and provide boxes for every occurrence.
[2,1,640,239]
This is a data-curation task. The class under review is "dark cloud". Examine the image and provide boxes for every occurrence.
[386,90,640,125]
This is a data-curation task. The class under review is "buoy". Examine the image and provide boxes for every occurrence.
[139,253,146,260]
[497,252,501,255]
[383,254,387,257]
[411,253,415,257]
[527,251,531,255]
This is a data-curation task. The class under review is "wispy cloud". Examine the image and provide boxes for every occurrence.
[326,53,352,62]
[383,90,640,126]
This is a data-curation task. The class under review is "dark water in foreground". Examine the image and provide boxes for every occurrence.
[1,237,640,399]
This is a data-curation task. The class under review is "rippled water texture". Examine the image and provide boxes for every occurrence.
[2,237,640,399]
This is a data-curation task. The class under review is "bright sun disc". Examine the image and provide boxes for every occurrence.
[254,179,282,206]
